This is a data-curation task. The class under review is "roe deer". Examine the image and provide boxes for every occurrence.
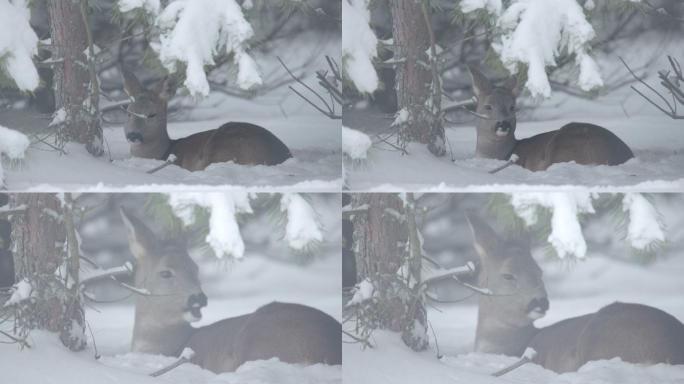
[468,67,634,171]
[121,67,292,171]
[465,213,684,373]
[120,207,341,373]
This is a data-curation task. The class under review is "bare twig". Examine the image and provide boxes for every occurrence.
[621,56,684,120]
[278,56,342,120]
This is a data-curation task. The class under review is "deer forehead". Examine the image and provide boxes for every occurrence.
[481,88,515,106]
[128,95,159,113]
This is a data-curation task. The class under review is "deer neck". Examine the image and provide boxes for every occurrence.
[475,298,538,357]
[475,124,518,161]
[132,301,194,356]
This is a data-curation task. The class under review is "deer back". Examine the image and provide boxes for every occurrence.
[172,122,292,171]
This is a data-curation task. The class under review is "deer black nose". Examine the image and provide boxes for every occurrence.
[528,297,549,313]
[126,132,144,143]
[188,292,207,308]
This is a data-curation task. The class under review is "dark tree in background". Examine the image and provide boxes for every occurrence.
[349,193,428,351]
[48,0,103,156]
[390,0,445,156]
[8,194,85,351]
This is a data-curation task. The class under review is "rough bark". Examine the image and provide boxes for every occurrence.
[352,193,428,351]
[48,0,103,156]
[10,194,86,351]
[390,0,445,156]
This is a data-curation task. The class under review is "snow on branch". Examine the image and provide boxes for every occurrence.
[622,193,665,250]
[462,0,603,98]
[342,0,379,93]
[0,0,39,91]
[167,192,253,259]
[0,125,30,187]
[280,193,323,251]
[342,126,372,161]
[120,0,262,97]
[510,192,596,259]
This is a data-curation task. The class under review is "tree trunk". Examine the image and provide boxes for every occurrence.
[48,0,103,156]
[10,194,86,351]
[390,0,445,156]
[352,193,428,351]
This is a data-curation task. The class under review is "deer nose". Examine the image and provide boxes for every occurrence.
[528,297,549,313]
[188,292,207,308]
[126,132,144,143]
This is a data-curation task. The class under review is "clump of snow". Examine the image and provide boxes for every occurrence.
[121,0,262,97]
[622,193,665,250]
[510,192,596,258]
[0,124,30,185]
[460,0,502,15]
[49,108,67,128]
[342,126,372,160]
[118,0,160,14]
[179,347,195,359]
[0,0,39,91]
[4,278,33,307]
[167,192,253,259]
[280,193,323,250]
[392,108,409,127]
[342,0,379,93]
[464,0,603,98]
[347,278,375,306]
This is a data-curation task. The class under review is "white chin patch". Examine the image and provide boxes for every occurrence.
[495,129,509,137]
[527,309,546,320]
[183,311,201,323]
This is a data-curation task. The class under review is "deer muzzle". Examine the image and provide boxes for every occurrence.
[494,121,513,137]
[527,297,549,320]
[183,292,207,322]
[126,132,144,144]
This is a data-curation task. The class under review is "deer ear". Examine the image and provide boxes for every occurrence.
[121,66,146,97]
[468,65,492,100]
[504,75,520,98]
[465,212,501,261]
[155,76,177,101]
[120,206,158,259]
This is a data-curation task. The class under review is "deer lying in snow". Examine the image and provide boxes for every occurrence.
[120,207,341,373]
[466,212,684,373]
[468,66,634,172]
[121,67,292,171]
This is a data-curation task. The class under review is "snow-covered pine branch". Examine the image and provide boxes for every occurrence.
[342,0,379,93]
[622,193,665,251]
[119,0,262,98]
[509,192,596,259]
[280,193,323,251]
[0,0,39,91]
[167,192,253,259]
[461,0,603,98]
[0,125,30,187]
[342,126,372,161]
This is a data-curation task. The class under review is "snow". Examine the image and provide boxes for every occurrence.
[0,124,30,186]
[0,0,39,91]
[154,0,262,97]
[510,192,595,258]
[3,278,33,307]
[342,0,379,93]
[463,0,602,98]
[280,193,323,250]
[118,0,160,14]
[342,126,372,160]
[347,278,374,306]
[344,240,684,384]
[167,192,253,259]
[460,0,502,15]
[622,193,665,250]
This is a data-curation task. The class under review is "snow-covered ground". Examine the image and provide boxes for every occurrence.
[1,35,341,192]
[344,34,684,192]
[0,195,342,384]
[344,198,684,384]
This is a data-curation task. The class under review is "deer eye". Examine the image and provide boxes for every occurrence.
[159,270,174,279]
[502,273,516,281]
[484,105,493,111]
[147,113,157,119]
